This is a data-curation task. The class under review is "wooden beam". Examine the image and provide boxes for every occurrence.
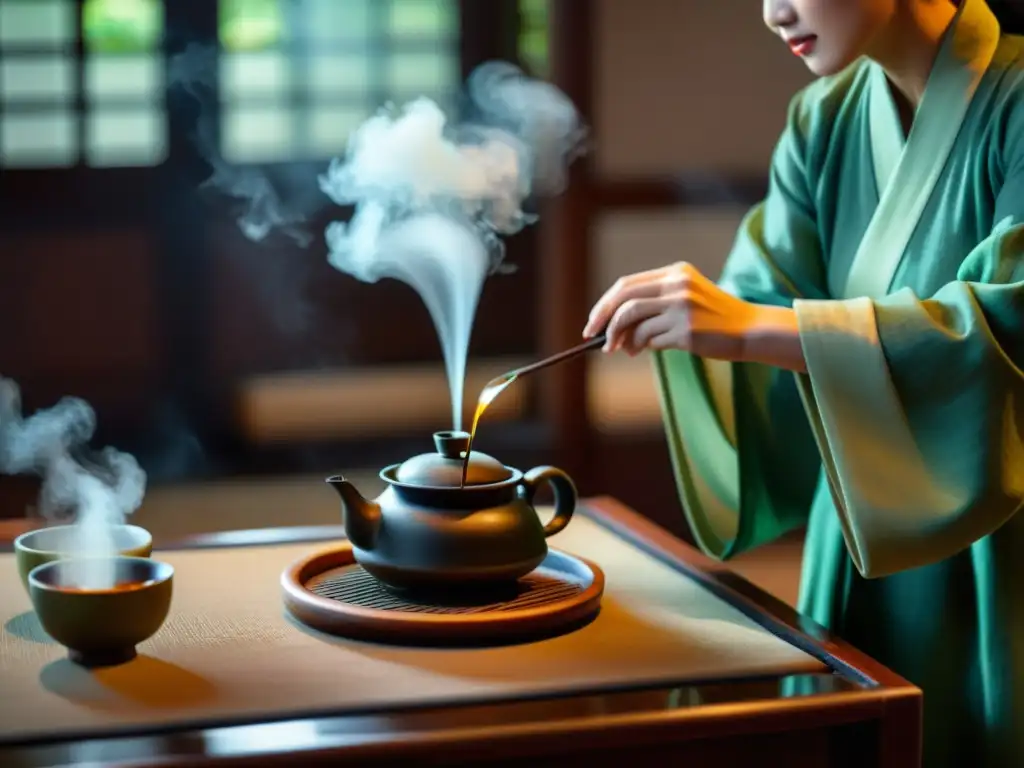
[591,174,768,210]
[538,0,595,489]
[458,0,519,75]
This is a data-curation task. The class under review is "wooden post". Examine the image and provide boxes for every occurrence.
[537,0,595,489]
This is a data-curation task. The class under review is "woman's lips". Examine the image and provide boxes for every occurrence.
[787,35,817,56]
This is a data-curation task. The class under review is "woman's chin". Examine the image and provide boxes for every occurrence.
[802,51,858,78]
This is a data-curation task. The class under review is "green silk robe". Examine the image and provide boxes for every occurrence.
[654,1,1024,764]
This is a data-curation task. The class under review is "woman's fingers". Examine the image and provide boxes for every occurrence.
[585,282,660,338]
[583,265,680,338]
[604,296,674,351]
[648,329,680,351]
[619,313,674,355]
[628,313,678,353]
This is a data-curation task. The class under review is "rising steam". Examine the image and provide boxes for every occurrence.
[0,377,147,589]
[167,43,323,247]
[168,48,585,430]
[319,62,586,429]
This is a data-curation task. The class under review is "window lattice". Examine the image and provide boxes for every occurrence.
[218,0,461,163]
[0,0,167,168]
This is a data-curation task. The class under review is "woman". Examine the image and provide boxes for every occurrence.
[584,0,1024,765]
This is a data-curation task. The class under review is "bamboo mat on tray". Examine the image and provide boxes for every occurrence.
[0,513,824,744]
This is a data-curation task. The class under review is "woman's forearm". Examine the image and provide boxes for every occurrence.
[742,305,808,373]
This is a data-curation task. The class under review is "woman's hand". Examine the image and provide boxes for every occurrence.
[582,262,807,371]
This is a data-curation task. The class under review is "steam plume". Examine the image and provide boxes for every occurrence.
[167,43,328,247]
[319,62,586,429]
[0,377,147,589]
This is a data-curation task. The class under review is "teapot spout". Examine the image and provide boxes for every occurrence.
[326,475,381,551]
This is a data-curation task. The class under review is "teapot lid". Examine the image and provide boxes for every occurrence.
[394,431,512,487]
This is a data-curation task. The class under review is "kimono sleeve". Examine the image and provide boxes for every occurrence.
[793,144,1024,579]
[653,88,829,560]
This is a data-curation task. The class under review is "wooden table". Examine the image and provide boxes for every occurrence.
[0,497,921,767]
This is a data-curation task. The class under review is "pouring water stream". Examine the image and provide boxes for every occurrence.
[460,332,608,486]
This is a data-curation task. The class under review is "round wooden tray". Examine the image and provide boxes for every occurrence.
[281,543,605,647]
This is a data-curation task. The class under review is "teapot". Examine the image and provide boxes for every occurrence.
[326,430,577,592]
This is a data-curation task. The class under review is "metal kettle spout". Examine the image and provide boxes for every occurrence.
[326,475,381,551]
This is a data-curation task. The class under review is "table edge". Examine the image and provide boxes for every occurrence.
[582,496,918,693]
[0,495,919,692]
[0,496,923,765]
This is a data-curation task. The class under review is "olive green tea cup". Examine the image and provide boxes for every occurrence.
[14,524,152,592]
[28,556,173,667]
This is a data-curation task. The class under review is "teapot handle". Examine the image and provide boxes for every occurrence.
[522,466,577,538]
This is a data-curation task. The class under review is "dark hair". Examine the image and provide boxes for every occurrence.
[987,0,1024,35]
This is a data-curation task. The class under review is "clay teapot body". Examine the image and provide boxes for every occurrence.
[327,431,577,591]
